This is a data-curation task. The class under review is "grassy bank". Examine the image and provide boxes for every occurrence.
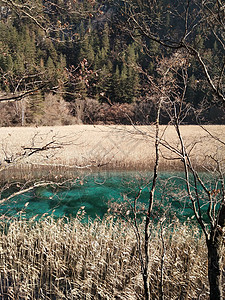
[0,125,224,178]
[0,215,222,299]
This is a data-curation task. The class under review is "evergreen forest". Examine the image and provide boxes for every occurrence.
[0,0,224,125]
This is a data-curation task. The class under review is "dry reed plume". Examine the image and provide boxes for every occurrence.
[0,214,221,299]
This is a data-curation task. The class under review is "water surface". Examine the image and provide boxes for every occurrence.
[0,170,215,222]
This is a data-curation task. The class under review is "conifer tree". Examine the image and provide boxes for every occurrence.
[26,91,44,125]
[111,64,121,102]
[102,23,110,53]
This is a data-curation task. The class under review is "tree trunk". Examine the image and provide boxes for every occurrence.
[207,232,224,300]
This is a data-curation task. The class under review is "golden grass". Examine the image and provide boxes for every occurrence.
[0,125,224,175]
[0,215,219,299]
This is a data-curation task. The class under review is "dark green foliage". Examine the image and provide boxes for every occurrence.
[0,0,224,124]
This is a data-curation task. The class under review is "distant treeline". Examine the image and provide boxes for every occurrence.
[0,0,224,125]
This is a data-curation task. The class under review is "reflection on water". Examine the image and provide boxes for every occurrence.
[0,171,214,222]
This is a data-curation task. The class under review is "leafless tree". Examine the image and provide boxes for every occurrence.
[116,28,225,300]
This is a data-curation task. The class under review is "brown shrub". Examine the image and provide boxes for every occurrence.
[83,102,135,124]
[0,102,22,126]
[41,93,76,126]
[0,94,77,127]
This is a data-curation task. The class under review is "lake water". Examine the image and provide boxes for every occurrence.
[0,170,212,222]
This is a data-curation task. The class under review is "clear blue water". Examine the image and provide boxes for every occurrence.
[0,171,214,222]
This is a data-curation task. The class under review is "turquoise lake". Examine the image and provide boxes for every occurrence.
[0,171,214,222]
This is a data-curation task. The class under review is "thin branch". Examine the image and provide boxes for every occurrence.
[0,181,58,204]
[143,95,162,300]
[174,122,209,239]
[199,125,225,146]
[0,84,47,103]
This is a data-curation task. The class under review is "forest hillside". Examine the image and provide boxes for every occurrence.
[0,0,224,125]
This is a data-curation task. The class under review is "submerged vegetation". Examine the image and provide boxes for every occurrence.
[0,214,221,299]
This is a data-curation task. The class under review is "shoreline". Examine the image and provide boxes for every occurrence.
[0,125,224,178]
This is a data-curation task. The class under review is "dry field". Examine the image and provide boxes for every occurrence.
[0,125,224,173]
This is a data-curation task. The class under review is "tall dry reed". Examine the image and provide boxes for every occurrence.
[0,214,221,299]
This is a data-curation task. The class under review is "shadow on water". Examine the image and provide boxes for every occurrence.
[0,170,217,223]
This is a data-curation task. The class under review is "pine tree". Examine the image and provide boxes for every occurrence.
[26,91,45,125]
[14,53,25,74]
[111,65,121,102]
[23,27,37,70]
[46,56,55,76]
[79,34,95,65]
[5,55,13,71]
[102,23,110,53]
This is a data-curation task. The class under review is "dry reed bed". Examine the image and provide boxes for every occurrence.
[0,125,224,174]
[0,215,221,299]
